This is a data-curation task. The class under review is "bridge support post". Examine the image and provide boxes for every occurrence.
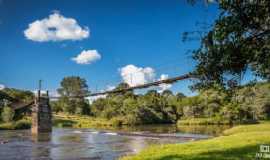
[31,90,52,135]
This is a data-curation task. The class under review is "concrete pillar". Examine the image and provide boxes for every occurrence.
[31,91,52,135]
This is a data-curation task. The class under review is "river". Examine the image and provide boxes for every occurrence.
[0,125,230,160]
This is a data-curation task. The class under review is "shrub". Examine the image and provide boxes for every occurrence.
[14,119,31,129]
[123,114,141,125]
[53,118,75,127]
[1,106,14,123]
[0,123,14,130]
[111,117,124,126]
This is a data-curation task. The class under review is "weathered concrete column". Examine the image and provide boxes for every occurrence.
[31,91,52,135]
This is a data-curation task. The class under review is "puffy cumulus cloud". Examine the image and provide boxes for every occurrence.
[0,84,5,90]
[158,74,172,93]
[71,50,101,64]
[120,65,155,87]
[24,12,89,42]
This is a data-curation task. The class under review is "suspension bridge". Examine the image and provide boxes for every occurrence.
[2,72,194,134]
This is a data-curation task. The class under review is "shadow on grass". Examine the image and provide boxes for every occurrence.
[156,145,259,160]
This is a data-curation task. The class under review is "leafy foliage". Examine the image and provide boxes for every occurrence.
[54,76,90,115]
[190,1,270,89]
[1,106,14,123]
[57,76,89,97]
[91,82,270,125]
[1,76,268,127]
[0,88,33,122]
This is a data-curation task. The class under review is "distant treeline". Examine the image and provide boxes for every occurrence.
[51,76,270,125]
[0,76,269,125]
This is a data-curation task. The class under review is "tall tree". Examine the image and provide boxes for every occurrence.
[189,0,270,89]
[57,76,89,97]
[57,76,90,114]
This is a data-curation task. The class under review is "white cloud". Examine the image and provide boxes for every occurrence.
[86,94,106,104]
[32,90,48,96]
[32,90,60,97]
[0,84,5,90]
[24,12,89,42]
[71,50,101,64]
[120,65,155,87]
[106,85,116,91]
[158,74,172,93]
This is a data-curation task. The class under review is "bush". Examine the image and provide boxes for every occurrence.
[0,119,31,130]
[0,123,14,130]
[14,119,31,129]
[53,118,75,127]
[1,106,14,123]
[111,117,124,126]
[123,114,141,125]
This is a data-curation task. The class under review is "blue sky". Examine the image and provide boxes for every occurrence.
[0,0,221,96]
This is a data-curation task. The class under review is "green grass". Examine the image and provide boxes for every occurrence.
[0,113,124,130]
[223,123,270,135]
[0,119,31,130]
[53,113,117,128]
[177,118,258,125]
[121,123,270,160]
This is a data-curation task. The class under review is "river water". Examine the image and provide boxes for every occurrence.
[0,125,230,160]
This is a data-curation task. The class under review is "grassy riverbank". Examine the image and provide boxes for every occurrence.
[0,119,31,130]
[121,122,270,160]
[53,113,120,128]
[0,113,126,130]
[177,118,258,125]
[177,118,231,125]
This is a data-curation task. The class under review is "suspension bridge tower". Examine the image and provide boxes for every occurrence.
[31,90,52,134]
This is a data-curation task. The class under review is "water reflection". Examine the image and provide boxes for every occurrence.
[178,125,231,136]
[0,125,231,160]
[93,124,231,136]
[32,133,51,142]
[31,133,52,160]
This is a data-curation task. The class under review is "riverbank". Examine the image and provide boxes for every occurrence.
[0,113,124,130]
[53,113,123,128]
[0,119,31,130]
[177,118,258,125]
[121,121,270,160]
[0,114,256,130]
[177,118,231,125]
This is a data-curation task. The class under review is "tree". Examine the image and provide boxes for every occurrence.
[0,88,33,119]
[90,81,270,125]
[176,92,186,99]
[57,76,90,115]
[1,106,14,123]
[162,90,173,97]
[182,96,204,118]
[188,1,270,89]
[108,82,133,97]
[1,88,34,104]
[58,76,89,97]
[91,98,107,117]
